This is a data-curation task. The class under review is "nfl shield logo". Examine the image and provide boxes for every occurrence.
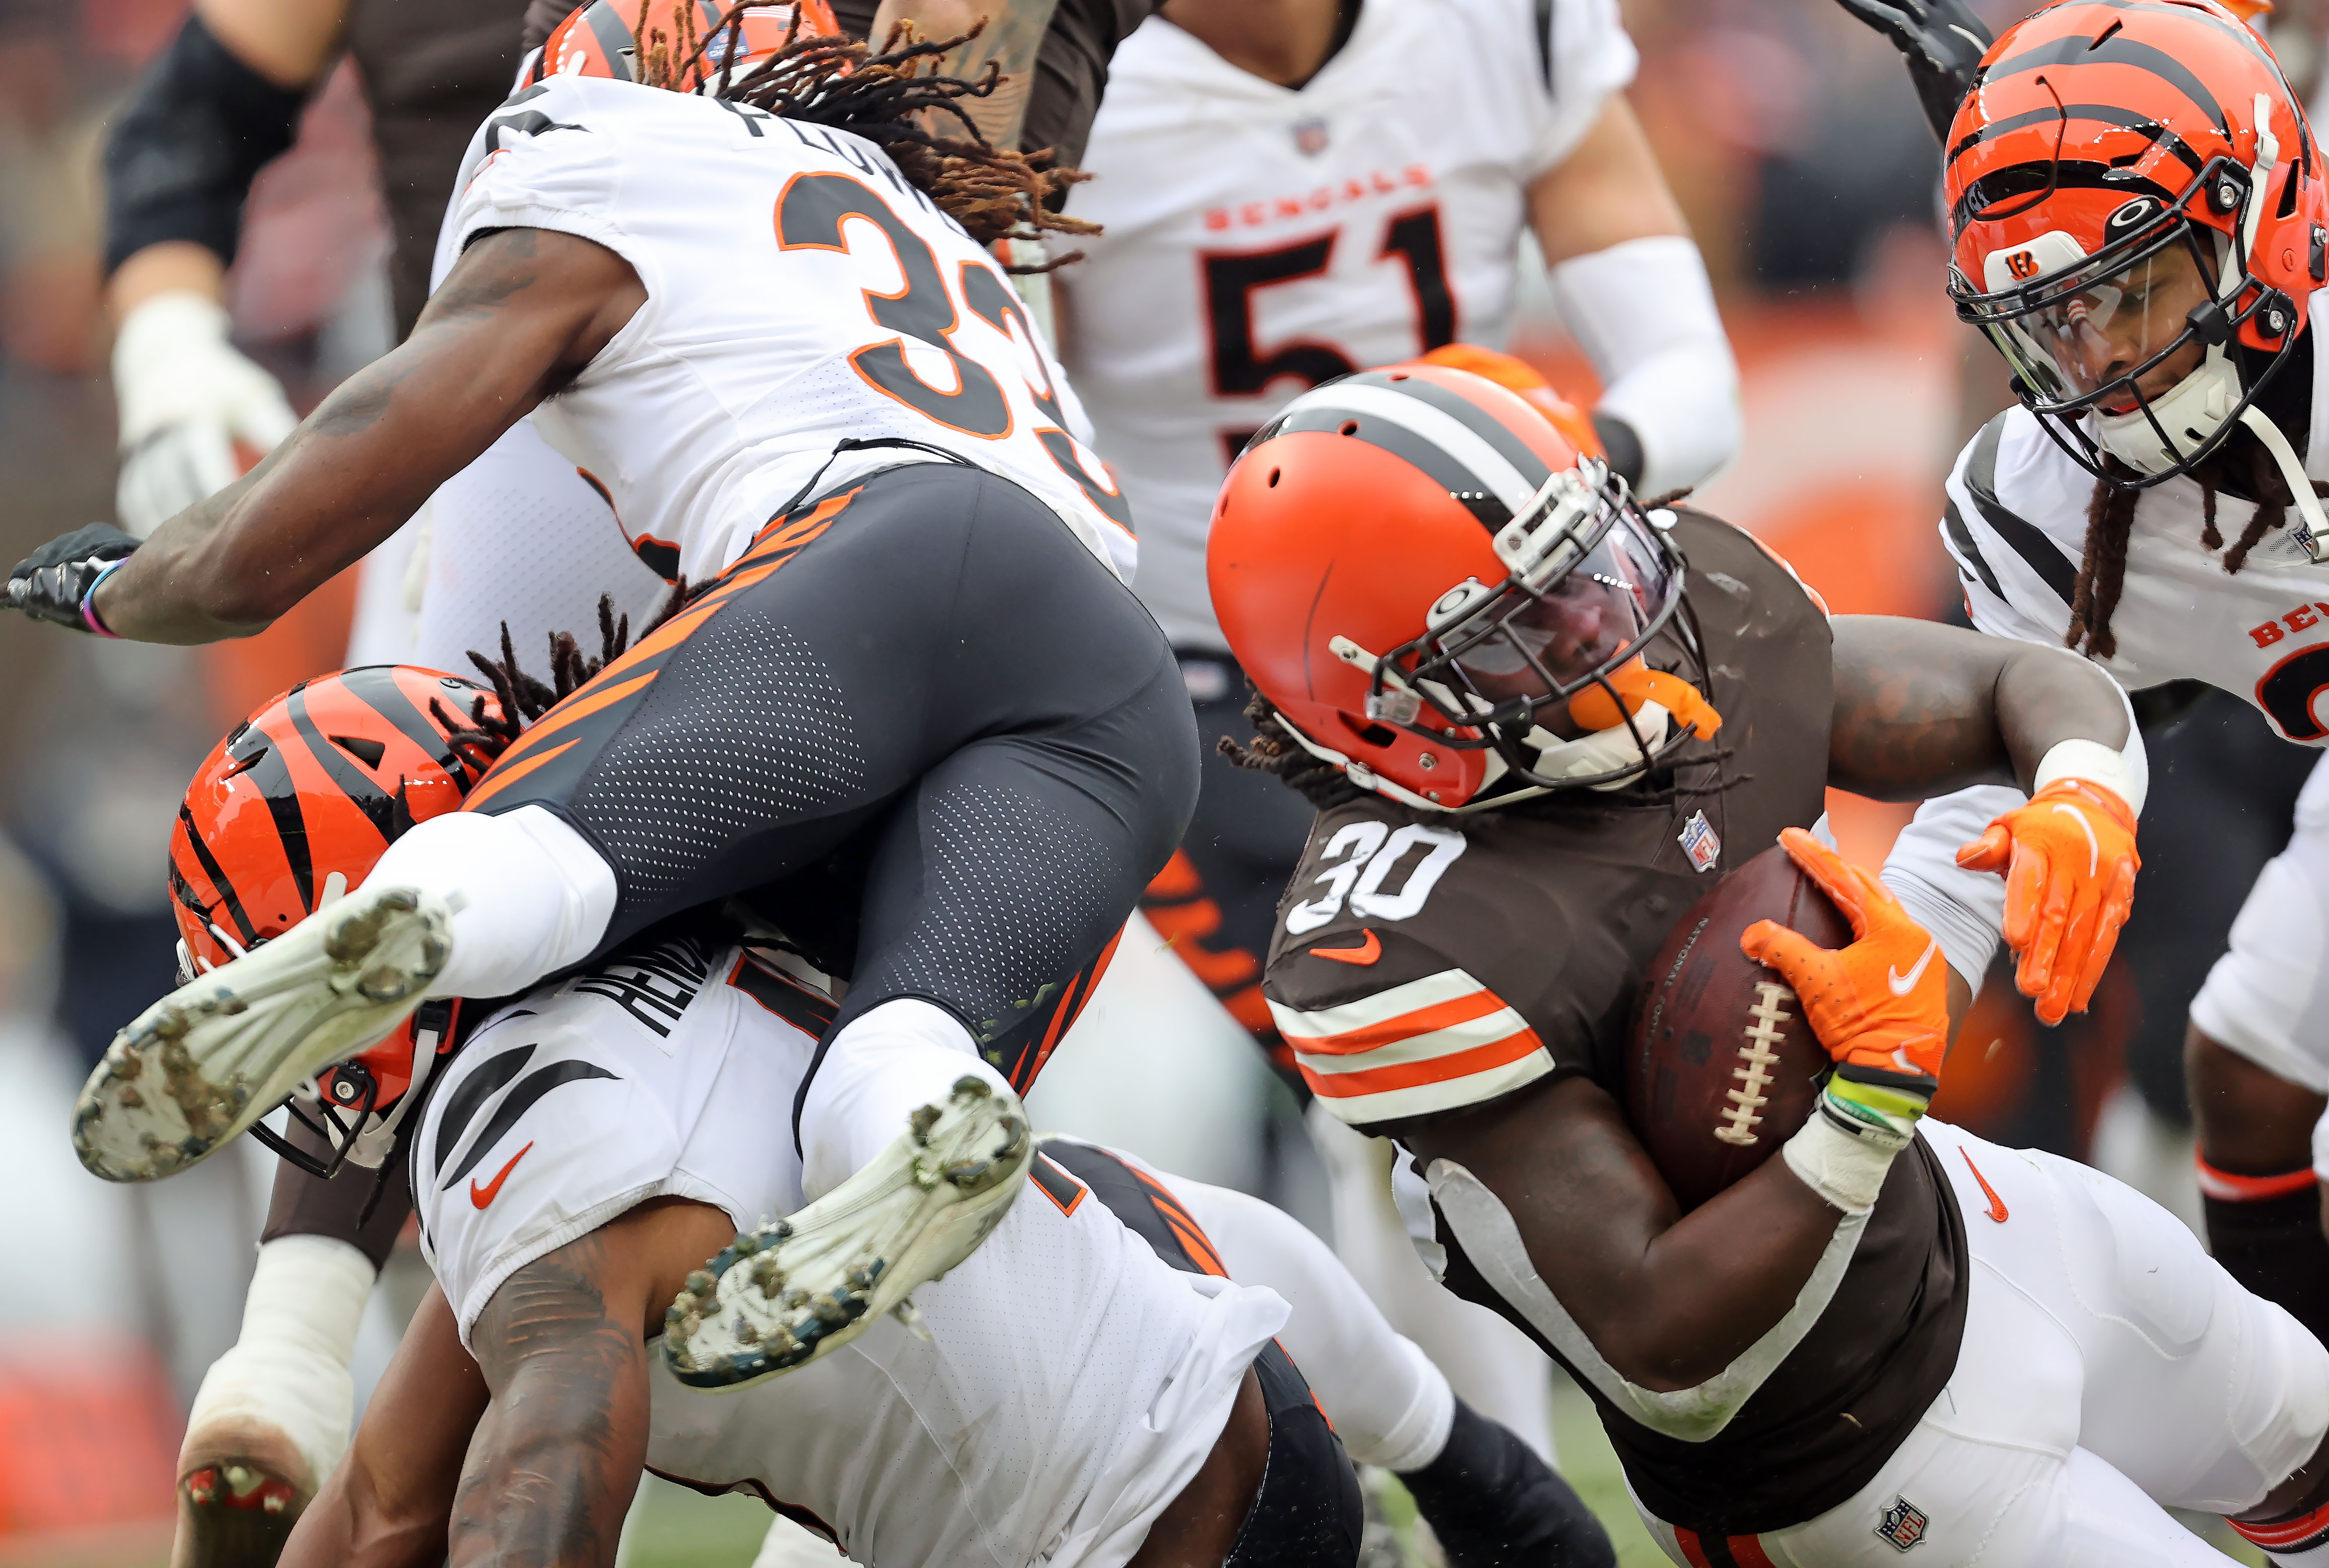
[1875,1496,1929,1551]
[1293,116,1330,156]
[1677,810,1721,873]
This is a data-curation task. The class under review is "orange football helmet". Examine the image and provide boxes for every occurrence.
[1209,364,1715,811]
[533,0,841,92]
[1946,0,2325,486]
[170,666,505,1179]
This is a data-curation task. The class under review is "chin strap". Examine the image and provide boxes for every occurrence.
[2237,404,2329,562]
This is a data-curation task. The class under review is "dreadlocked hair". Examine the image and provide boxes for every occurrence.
[1218,689,1367,812]
[2071,431,2329,659]
[641,9,1096,262]
[428,586,687,767]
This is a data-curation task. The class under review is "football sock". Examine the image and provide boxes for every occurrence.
[2201,1172,2329,1349]
[1398,1399,1615,1568]
[796,998,1014,1200]
[364,805,618,1002]
[181,1235,372,1492]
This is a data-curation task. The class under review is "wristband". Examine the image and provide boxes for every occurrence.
[2032,736,2144,816]
[79,557,127,638]
[1783,1092,1911,1213]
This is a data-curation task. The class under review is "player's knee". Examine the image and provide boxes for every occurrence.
[2187,1022,2328,1171]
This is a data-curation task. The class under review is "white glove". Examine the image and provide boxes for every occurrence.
[113,291,298,537]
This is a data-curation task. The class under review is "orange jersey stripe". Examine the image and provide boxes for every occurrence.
[1301,1026,1544,1099]
[461,738,582,814]
[1280,987,1508,1057]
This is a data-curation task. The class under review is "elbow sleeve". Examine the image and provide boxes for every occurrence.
[103,12,306,276]
[1546,234,1739,496]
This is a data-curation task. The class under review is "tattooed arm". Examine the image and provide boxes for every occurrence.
[1826,615,2131,801]
[87,227,643,644]
[451,1198,733,1568]
[280,1198,733,1568]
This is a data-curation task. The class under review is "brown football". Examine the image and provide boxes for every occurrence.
[1624,842,1849,1212]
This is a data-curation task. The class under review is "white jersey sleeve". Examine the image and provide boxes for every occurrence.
[1526,0,1639,176]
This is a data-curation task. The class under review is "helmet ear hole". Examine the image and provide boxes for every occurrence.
[1268,468,1282,487]
[1338,713,1399,749]
[1339,421,1360,436]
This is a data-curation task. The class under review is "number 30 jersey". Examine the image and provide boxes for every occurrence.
[1053,0,1638,651]
[433,75,1136,586]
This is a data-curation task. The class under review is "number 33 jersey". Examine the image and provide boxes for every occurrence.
[432,75,1136,587]
[1053,0,1638,651]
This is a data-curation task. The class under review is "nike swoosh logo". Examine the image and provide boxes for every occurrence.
[1309,931,1381,965]
[1960,1148,2008,1223]
[2050,802,2100,876]
[1887,938,1939,997]
[470,1141,535,1209]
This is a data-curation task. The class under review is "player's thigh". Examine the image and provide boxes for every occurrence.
[2189,754,2329,1098]
[1923,1120,2329,1514]
[835,683,1198,1072]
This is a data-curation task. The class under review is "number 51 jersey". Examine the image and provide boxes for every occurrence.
[1053,0,1638,651]
[432,74,1136,587]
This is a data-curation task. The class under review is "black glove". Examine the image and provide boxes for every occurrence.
[1835,0,1996,143]
[9,524,140,632]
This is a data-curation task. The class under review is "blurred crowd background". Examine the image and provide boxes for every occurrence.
[1,0,2323,1561]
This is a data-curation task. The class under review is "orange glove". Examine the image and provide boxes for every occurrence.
[1741,828,1948,1131]
[1956,778,2139,1027]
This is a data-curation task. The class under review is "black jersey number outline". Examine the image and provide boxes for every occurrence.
[1202,204,1459,467]
[776,173,1014,439]
[2257,641,2329,741]
[958,265,1135,531]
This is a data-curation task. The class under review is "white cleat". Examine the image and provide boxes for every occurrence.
[73,886,451,1183]
[664,1075,1032,1390]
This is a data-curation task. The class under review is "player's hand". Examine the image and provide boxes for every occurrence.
[1956,779,2138,1028]
[1741,827,1947,1102]
[8,524,140,632]
[1831,0,1994,143]
[113,292,296,535]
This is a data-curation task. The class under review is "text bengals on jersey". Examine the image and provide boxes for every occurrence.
[1204,164,1436,231]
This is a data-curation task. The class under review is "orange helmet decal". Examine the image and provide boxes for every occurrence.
[171,666,505,1176]
[1210,364,1705,811]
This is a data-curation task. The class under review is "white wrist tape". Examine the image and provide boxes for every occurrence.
[182,1234,375,1488]
[2034,736,2146,816]
[1782,1106,1908,1214]
[1545,235,1739,495]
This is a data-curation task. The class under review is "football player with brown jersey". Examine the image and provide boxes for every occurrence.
[1212,362,2329,1563]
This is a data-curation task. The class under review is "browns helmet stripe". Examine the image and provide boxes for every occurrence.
[1260,382,1549,526]
[1356,367,1561,490]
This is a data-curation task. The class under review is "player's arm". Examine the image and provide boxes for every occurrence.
[11,228,643,643]
[1527,97,1737,497]
[277,1283,487,1568]
[1403,834,1947,1396]
[1830,614,2145,1024]
[104,0,351,533]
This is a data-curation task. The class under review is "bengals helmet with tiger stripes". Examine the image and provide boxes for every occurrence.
[169,666,505,1179]
[530,0,840,93]
[1945,0,2327,487]
[1208,363,1717,812]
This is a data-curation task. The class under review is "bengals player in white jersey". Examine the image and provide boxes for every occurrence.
[1844,11,2329,1515]
[11,1,1202,1406]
